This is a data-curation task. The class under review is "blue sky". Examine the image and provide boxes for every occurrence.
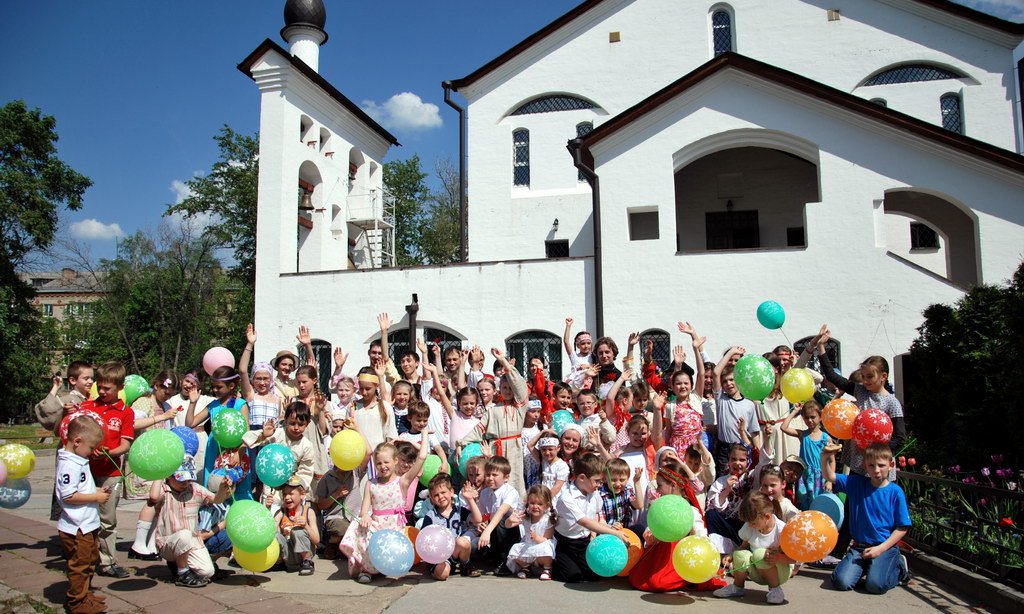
[1,0,1021,263]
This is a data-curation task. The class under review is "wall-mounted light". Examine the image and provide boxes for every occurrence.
[726,199,734,211]
[552,218,559,231]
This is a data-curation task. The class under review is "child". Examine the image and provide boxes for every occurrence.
[553,452,629,583]
[151,455,231,587]
[398,401,450,474]
[275,477,320,575]
[81,362,135,579]
[529,433,568,499]
[243,401,318,500]
[341,432,431,583]
[477,456,523,574]
[37,360,95,434]
[615,414,656,497]
[576,388,615,446]
[196,491,231,572]
[781,400,830,509]
[562,317,594,371]
[757,465,799,521]
[315,456,361,560]
[185,365,252,499]
[599,458,643,528]
[351,369,398,451]
[505,484,557,580]
[521,399,543,487]
[391,380,415,435]
[714,492,794,604]
[418,473,482,580]
[706,443,755,553]
[680,441,715,509]
[456,456,488,576]
[56,415,111,614]
[712,348,762,476]
[822,442,911,594]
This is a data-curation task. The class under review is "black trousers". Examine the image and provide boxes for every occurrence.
[553,531,594,583]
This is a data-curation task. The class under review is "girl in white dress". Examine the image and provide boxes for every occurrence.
[505,484,557,580]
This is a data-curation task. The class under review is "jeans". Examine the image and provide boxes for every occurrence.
[831,544,904,594]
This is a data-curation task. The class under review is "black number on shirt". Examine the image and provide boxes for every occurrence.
[61,474,71,485]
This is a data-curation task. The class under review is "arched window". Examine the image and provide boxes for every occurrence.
[299,339,332,394]
[511,95,597,116]
[862,63,965,87]
[513,129,530,187]
[793,336,841,373]
[506,330,562,381]
[424,326,464,364]
[639,329,672,374]
[386,328,411,366]
[576,122,593,182]
[712,10,733,56]
[940,93,963,134]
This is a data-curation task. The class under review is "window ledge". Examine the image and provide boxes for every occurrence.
[675,245,807,255]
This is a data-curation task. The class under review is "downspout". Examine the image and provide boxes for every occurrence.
[406,293,419,353]
[567,138,604,338]
[442,81,468,262]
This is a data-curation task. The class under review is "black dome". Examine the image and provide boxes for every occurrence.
[283,0,326,30]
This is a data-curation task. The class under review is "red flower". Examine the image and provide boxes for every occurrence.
[898,456,907,467]
[908,458,916,467]
[999,517,1015,528]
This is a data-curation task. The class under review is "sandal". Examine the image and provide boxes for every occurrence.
[539,569,552,581]
[516,570,528,579]
[356,572,373,584]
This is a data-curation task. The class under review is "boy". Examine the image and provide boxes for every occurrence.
[397,401,451,473]
[36,360,94,433]
[243,401,317,498]
[82,362,134,578]
[599,458,643,528]
[712,348,761,476]
[275,477,320,575]
[196,494,231,573]
[419,473,483,580]
[314,457,360,560]
[476,456,521,575]
[822,442,911,594]
[553,452,630,583]
[56,416,111,614]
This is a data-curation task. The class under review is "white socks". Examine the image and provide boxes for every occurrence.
[131,520,156,554]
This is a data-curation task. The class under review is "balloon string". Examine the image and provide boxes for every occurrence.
[100,449,132,484]
[778,327,794,348]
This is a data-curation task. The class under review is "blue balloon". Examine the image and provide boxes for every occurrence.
[368,529,415,577]
[586,533,628,577]
[810,493,845,527]
[551,410,575,436]
[459,443,483,477]
[756,300,786,330]
[171,426,200,457]
[0,478,31,509]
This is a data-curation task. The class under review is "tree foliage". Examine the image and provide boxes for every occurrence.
[383,155,460,266]
[383,155,431,266]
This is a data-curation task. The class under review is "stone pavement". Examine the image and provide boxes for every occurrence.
[0,450,996,613]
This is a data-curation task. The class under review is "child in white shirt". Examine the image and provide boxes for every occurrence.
[714,492,795,605]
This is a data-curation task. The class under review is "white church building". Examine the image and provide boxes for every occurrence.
[244,0,1024,389]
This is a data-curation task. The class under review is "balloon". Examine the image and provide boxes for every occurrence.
[732,355,776,402]
[0,478,31,509]
[368,529,415,577]
[822,399,858,440]
[647,494,694,542]
[255,443,297,488]
[58,410,105,446]
[233,539,281,573]
[89,383,126,404]
[420,455,442,487]
[203,346,235,376]
[551,410,575,436]
[119,390,127,404]
[780,368,815,404]
[780,510,839,562]
[129,429,186,481]
[671,535,721,584]
[617,528,642,577]
[0,459,6,487]
[212,409,247,449]
[416,524,456,565]
[810,493,845,527]
[329,430,367,471]
[403,526,422,565]
[756,300,786,330]
[458,443,483,477]
[90,382,98,400]
[586,533,628,577]
[0,444,36,480]
[123,374,149,406]
[852,408,893,450]
[171,426,200,457]
[226,500,277,552]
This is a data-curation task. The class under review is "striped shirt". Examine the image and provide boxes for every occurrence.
[155,482,216,548]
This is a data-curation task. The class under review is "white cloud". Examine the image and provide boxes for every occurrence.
[361,92,443,132]
[69,219,124,240]
[953,0,1024,20]
[170,179,193,204]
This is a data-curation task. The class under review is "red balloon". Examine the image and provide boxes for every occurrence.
[58,410,106,446]
[852,408,892,449]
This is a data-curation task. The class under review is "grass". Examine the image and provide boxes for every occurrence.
[0,424,58,450]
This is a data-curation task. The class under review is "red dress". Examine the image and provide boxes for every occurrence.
[628,540,726,592]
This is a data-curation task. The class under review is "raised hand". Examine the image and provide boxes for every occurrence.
[416,337,428,355]
[565,317,574,328]
[652,391,668,411]
[333,346,348,369]
[621,368,634,381]
[262,419,276,438]
[677,321,697,337]
[490,347,506,360]
[297,325,312,346]
[627,331,640,347]
[377,313,392,332]
[246,323,257,345]
[673,344,687,364]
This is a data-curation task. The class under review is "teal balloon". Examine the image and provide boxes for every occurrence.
[810,493,845,527]
[123,374,149,406]
[369,529,415,577]
[226,500,277,552]
[212,408,247,449]
[551,410,575,436]
[129,429,186,481]
[420,454,442,487]
[586,533,628,577]
[648,494,694,542]
[458,443,482,477]
[0,478,31,509]
[756,300,786,330]
[733,355,776,402]
[255,443,296,488]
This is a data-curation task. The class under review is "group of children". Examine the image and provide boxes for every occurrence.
[41,317,912,612]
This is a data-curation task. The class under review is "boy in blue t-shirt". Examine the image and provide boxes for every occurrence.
[822,442,911,594]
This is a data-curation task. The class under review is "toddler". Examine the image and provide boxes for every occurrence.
[505,484,557,580]
[714,492,794,605]
[275,478,320,575]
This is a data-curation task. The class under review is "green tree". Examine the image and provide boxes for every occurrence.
[383,155,430,266]
[419,157,461,265]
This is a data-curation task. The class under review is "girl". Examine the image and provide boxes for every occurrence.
[705,443,756,552]
[185,366,253,500]
[780,399,830,509]
[391,381,415,435]
[450,387,482,468]
[680,441,715,509]
[328,345,356,421]
[340,432,431,583]
[558,424,585,470]
[168,370,212,469]
[521,399,544,488]
[528,432,568,499]
[352,366,398,451]
[757,465,799,521]
[505,484,557,580]
[714,492,794,605]
[615,414,655,497]
[651,326,707,455]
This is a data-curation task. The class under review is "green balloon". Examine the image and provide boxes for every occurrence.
[129,429,185,481]
[212,408,247,449]
[648,494,694,542]
[420,454,442,487]
[733,355,776,401]
[226,500,277,552]
[123,374,149,406]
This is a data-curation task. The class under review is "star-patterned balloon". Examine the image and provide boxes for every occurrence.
[369,529,415,577]
[780,510,838,562]
[212,409,247,449]
[852,408,893,450]
[58,410,106,446]
[0,444,36,480]
[255,443,296,488]
[415,524,456,565]
[0,478,31,509]
[671,535,720,583]
[129,429,186,481]
[822,399,858,439]
[733,355,776,401]
[171,426,200,457]
[586,534,628,576]
[0,458,6,487]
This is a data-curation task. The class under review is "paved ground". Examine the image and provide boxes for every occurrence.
[0,450,994,613]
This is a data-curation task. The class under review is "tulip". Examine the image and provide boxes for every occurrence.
[1008,481,1017,491]
[982,467,991,477]
[908,458,916,467]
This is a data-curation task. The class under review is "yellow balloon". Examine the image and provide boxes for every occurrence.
[780,368,815,404]
[329,430,366,471]
[118,390,127,404]
[671,535,720,584]
[233,539,281,573]
[0,444,36,480]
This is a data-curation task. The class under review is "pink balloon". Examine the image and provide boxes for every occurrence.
[415,524,456,565]
[203,346,235,376]
[0,458,7,486]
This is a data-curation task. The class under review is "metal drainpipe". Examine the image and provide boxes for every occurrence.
[567,138,604,338]
[442,81,468,262]
[406,293,419,352]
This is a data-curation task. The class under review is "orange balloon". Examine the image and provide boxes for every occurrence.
[822,399,858,440]
[617,528,643,577]
[780,510,838,563]
[403,526,422,565]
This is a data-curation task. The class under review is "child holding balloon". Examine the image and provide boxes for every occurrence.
[243,401,318,500]
[713,492,793,604]
[185,366,252,499]
[418,473,483,580]
[781,400,831,509]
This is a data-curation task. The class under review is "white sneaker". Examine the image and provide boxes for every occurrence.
[899,554,911,586]
[713,584,746,598]
[766,586,785,604]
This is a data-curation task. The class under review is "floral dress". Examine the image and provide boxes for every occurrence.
[340,477,406,573]
[668,399,703,456]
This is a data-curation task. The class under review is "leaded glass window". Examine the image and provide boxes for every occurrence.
[940,93,963,134]
[424,327,463,364]
[863,64,963,87]
[576,122,593,182]
[298,339,332,394]
[506,330,562,381]
[712,10,733,56]
[910,222,939,250]
[793,337,841,373]
[640,329,672,374]
[513,129,530,186]
[510,95,596,116]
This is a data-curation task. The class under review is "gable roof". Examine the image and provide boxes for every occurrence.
[238,39,400,147]
[576,52,1024,176]
[449,0,1024,91]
